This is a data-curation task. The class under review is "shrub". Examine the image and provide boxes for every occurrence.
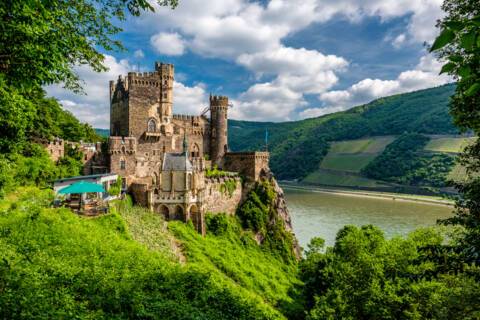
[206,213,230,236]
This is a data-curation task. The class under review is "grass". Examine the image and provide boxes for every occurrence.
[424,136,476,153]
[329,136,396,154]
[320,154,377,172]
[305,136,396,186]
[110,198,180,262]
[302,169,389,188]
[169,217,302,317]
[0,187,286,319]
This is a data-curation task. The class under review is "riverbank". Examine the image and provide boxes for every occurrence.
[280,183,456,207]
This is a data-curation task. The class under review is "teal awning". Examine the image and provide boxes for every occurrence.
[58,181,106,194]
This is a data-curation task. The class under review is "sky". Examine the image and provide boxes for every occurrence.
[46,0,451,129]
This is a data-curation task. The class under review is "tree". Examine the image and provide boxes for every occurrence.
[430,0,480,265]
[0,0,177,92]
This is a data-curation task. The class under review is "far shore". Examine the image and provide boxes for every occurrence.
[280,183,456,207]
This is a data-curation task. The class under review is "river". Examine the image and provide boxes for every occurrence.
[283,186,454,249]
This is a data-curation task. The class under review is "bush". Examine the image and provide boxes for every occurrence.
[299,225,480,319]
[206,213,230,236]
[0,187,282,319]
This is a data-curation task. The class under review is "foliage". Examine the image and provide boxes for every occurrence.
[31,95,101,142]
[431,0,480,266]
[229,84,457,180]
[220,179,237,198]
[236,181,297,264]
[108,177,123,197]
[0,187,282,319]
[206,213,230,236]
[0,80,101,156]
[0,0,177,92]
[299,225,480,320]
[0,142,84,197]
[206,165,234,178]
[170,213,302,318]
[362,133,456,187]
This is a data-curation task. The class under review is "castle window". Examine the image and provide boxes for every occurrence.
[147,118,156,132]
[163,93,167,99]
[120,159,126,170]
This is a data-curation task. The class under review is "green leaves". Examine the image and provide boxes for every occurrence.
[461,31,477,51]
[465,83,480,97]
[430,28,455,52]
[440,62,456,74]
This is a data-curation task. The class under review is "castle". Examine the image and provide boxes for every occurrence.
[108,62,270,234]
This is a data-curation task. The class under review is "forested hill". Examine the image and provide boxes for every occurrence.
[229,84,457,180]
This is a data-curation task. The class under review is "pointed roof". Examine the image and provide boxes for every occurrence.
[162,153,193,171]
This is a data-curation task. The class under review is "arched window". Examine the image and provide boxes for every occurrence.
[120,159,126,170]
[147,118,156,132]
[190,143,200,158]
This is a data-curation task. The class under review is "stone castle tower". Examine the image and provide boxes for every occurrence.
[209,95,228,166]
[107,62,270,234]
[108,62,231,187]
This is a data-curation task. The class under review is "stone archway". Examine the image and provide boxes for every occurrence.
[173,205,185,221]
[157,204,169,220]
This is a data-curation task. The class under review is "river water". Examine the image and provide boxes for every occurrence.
[283,186,454,249]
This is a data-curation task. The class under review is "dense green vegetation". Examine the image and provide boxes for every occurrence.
[236,181,297,264]
[229,84,457,180]
[171,214,301,318]
[362,133,456,188]
[299,225,480,319]
[0,188,283,319]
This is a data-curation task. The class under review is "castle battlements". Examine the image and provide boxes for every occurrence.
[173,114,196,121]
[225,152,270,160]
[108,61,269,235]
[210,95,229,107]
[109,136,137,154]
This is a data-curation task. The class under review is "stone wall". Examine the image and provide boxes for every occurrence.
[45,138,64,162]
[223,152,270,182]
[204,176,242,215]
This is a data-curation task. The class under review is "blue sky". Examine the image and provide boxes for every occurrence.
[46,0,449,128]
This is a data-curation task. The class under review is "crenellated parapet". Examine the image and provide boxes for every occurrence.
[209,95,229,109]
[223,152,270,182]
[108,136,137,155]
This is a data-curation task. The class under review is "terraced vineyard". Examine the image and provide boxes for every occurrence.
[303,137,396,188]
[424,136,475,153]
[303,135,475,192]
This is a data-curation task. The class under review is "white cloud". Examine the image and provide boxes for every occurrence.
[230,81,306,121]
[318,53,451,113]
[231,46,348,120]
[45,55,132,128]
[139,0,443,60]
[45,55,208,128]
[392,34,406,48]
[45,0,449,124]
[133,49,145,58]
[299,106,346,119]
[150,32,186,56]
[173,81,208,115]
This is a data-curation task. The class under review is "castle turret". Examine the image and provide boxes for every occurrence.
[155,62,174,121]
[210,95,229,167]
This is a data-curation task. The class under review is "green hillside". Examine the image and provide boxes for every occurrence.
[229,84,457,180]
[303,134,473,192]
[0,187,299,319]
